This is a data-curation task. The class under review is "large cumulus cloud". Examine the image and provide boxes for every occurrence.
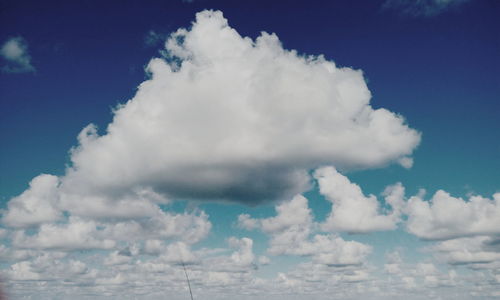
[62,9,420,205]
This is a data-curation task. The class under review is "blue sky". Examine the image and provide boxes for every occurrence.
[0,0,499,299]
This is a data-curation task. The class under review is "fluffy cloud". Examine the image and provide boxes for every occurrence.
[6,207,210,253]
[315,166,404,233]
[239,195,312,255]
[228,237,255,267]
[311,169,500,241]
[0,36,36,73]
[98,210,211,245]
[58,186,169,220]
[0,15,420,297]
[430,236,500,266]
[12,217,116,251]
[260,195,313,254]
[406,191,500,240]
[160,241,197,264]
[2,174,62,228]
[238,194,371,266]
[6,9,499,300]
[61,9,419,205]
[307,235,372,266]
[383,0,470,17]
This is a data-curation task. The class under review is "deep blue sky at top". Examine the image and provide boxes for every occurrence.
[1,0,499,203]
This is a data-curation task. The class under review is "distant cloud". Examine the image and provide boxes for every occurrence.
[430,236,500,266]
[383,0,470,17]
[0,36,36,73]
[144,30,166,47]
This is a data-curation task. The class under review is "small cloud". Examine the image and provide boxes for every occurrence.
[383,0,470,17]
[258,255,270,265]
[144,30,166,47]
[0,36,36,74]
[315,166,405,233]
[398,156,414,169]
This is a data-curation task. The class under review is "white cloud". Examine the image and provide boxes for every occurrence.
[58,186,169,220]
[430,236,500,266]
[12,217,115,251]
[307,234,372,266]
[228,237,255,267]
[406,191,500,240]
[2,174,62,228]
[60,9,419,205]
[315,166,404,233]
[237,214,259,230]
[382,250,464,294]
[103,251,133,266]
[5,9,499,300]
[7,261,40,281]
[272,261,374,295]
[258,255,270,265]
[160,241,197,264]
[383,0,470,17]
[94,210,211,245]
[238,194,371,266]
[0,36,36,73]
[250,195,313,255]
[143,239,165,255]
[0,12,421,297]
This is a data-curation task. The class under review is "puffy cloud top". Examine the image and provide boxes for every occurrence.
[406,191,500,240]
[63,10,420,204]
[237,194,372,266]
[315,166,404,233]
[2,174,61,228]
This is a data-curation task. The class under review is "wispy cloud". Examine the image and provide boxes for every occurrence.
[383,0,471,17]
[0,36,36,74]
[144,30,167,47]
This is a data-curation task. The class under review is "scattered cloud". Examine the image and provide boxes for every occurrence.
[238,194,372,266]
[382,250,462,293]
[12,217,116,251]
[0,36,36,73]
[429,236,500,266]
[383,0,471,17]
[315,166,405,233]
[1,8,498,300]
[406,191,500,240]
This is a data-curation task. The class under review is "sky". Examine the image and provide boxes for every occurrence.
[0,0,499,299]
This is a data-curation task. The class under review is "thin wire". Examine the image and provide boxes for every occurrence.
[182,261,194,300]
